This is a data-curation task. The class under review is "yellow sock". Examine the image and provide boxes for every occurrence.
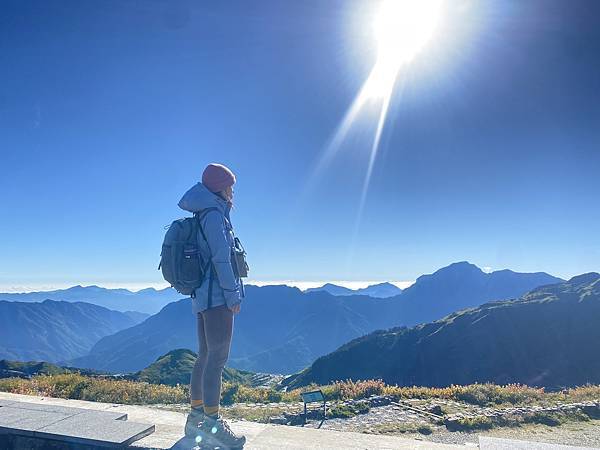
[191,399,204,410]
[203,405,219,417]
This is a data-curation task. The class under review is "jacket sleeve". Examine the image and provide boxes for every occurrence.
[202,210,241,308]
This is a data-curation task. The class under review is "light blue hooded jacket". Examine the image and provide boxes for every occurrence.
[178,182,243,315]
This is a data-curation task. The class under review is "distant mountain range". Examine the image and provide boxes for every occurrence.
[0,285,180,314]
[0,281,401,314]
[284,273,600,389]
[66,262,562,374]
[305,282,402,298]
[0,300,145,363]
[386,262,563,327]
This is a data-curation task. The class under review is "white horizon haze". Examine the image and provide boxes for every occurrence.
[0,280,415,294]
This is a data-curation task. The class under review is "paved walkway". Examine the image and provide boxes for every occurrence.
[3,393,597,449]
[0,392,464,449]
[479,436,597,450]
[0,397,153,447]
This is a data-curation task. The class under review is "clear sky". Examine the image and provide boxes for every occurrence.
[1,0,599,291]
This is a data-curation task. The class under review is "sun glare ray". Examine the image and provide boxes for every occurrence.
[357,87,393,226]
[347,81,394,266]
[308,0,445,266]
[311,83,370,180]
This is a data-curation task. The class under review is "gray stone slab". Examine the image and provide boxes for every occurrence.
[6,401,93,415]
[0,407,71,436]
[35,411,155,447]
[479,436,598,450]
[0,402,140,447]
[1,400,127,420]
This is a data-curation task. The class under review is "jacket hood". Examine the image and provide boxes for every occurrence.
[178,182,230,215]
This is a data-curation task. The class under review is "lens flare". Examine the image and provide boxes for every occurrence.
[305,0,445,266]
[367,0,444,98]
[375,0,443,63]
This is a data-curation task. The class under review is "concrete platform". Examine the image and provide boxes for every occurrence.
[0,394,154,448]
[0,392,465,449]
[3,392,598,450]
[479,436,597,450]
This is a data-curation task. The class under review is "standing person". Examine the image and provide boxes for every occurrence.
[178,163,246,449]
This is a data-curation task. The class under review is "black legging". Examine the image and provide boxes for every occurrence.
[190,304,234,410]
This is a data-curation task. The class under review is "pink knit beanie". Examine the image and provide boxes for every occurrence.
[202,163,236,193]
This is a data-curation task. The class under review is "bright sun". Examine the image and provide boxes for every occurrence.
[310,0,447,255]
[366,0,444,97]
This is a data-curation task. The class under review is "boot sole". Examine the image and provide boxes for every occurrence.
[197,446,244,450]
[195,442,245,450]
[196,434,246,450]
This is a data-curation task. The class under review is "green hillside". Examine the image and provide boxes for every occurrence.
[1,350,257,388]
[0,360,68,378]
[135,348,256,386]
[0,359,105,378]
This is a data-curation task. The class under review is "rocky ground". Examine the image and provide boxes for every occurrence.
[152,396,600,448]
[312,400,600,447]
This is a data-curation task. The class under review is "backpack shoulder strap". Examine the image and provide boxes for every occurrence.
[194,207,221,243]
[193,207,221,308]
[194,206,220,220]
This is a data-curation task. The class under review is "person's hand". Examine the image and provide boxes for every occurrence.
[230,303,241,314]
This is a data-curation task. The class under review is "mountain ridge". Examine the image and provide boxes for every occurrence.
[66,262,562,374]
[284,273,599,389]
[0,299,143,363]
[305,282,403,298]
[0,285,181,314]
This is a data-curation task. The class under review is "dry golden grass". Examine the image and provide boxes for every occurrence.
[0,374,187,404]
[1,375,598,408]
[559,385,600,403]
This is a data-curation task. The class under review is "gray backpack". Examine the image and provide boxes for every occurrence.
[158,207,218,296]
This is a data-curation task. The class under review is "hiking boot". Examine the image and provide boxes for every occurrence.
[184,408,205,438]
[199,414,246,449]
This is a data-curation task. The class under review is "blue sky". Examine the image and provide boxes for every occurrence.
[1,0,599,291]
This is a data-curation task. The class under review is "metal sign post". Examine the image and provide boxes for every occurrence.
[300,390,326,427]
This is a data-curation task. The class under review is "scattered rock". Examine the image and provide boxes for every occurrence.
[269,415,288,425]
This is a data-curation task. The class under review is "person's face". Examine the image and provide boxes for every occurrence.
[224,185,234,202]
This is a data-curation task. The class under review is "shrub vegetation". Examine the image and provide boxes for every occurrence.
[1,374,598,408]
[0,374,187,404]
[327,400,370,419]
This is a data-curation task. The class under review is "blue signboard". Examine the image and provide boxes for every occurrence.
[301,390,325,403]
